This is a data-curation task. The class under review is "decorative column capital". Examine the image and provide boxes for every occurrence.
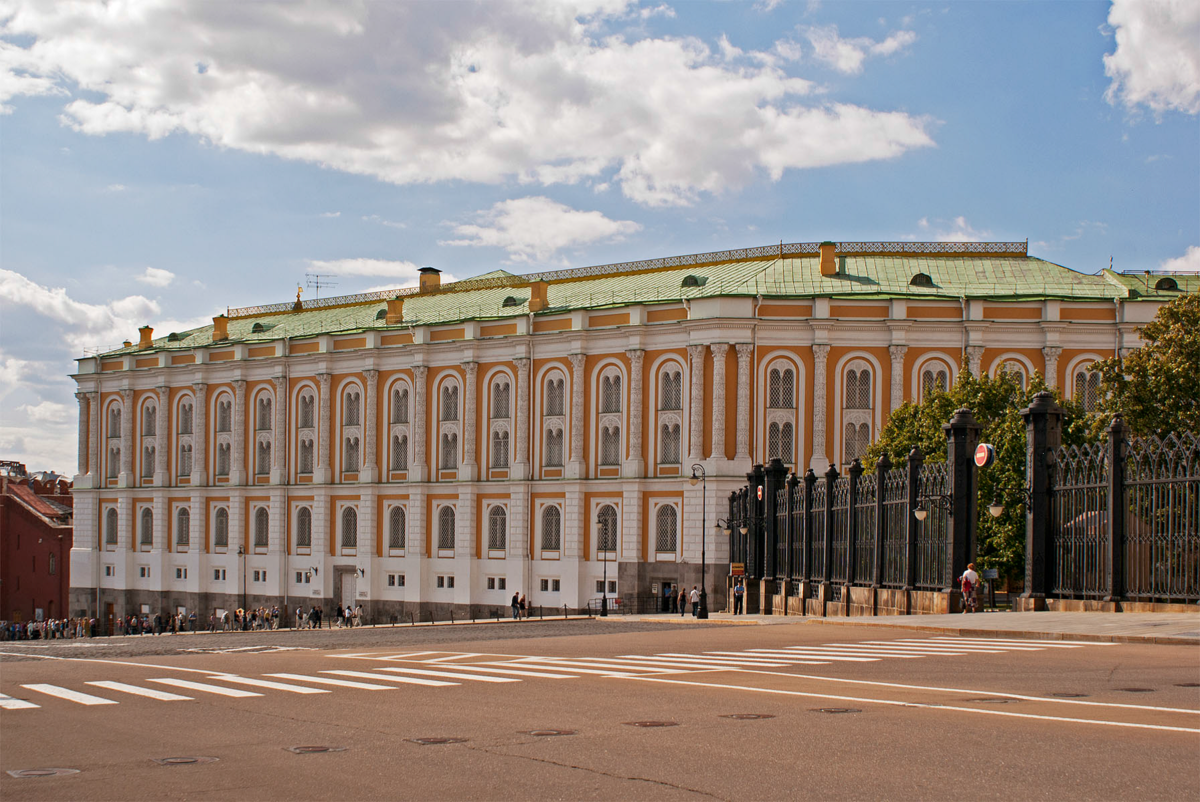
[966,345,986,376]
[686,343,706,362]
[625,348,644,366]
[1041,345,1062,358]
[812,343,831,362]
[412,365,428,379]
[709,342,729,359]
[120,388,134,402]
[568,353,586,372]
[889,344,907,364]
[735,342,754,359]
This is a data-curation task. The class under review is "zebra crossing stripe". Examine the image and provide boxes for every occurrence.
[214,676,330,694]
[421,665,578,679]
[518,658,684,674]
[322,670,456,687]
[862,641,1017,653]
[737,650,880,663]
[266,673,396,690]
[377,667,519,683]
[148,678,262,698]
[566,656,741,671]
[0,693,40,710]
[922,637,1091,648]
[86,681,192,701]
[483,661,640,677]
[647,654,798,667]
[21,684,118,706]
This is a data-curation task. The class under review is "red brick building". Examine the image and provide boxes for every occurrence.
[0,462,73,622]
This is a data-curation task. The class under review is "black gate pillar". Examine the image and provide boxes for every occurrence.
[1104,416,1128,602]
[905,447,924,593]
[785,471,800,581]
[873,452,891,588]
[802,469,816,595]
[944,408,982,592]
[746,466,764,581]
[764,458,788,580]
[1021,391,1063,608]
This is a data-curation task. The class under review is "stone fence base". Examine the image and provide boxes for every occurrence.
[1014,596,1199,615]
[736,580,963,617]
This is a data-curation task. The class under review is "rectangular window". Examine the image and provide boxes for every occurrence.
[104,565,114,577]
[253,570,260,582]
[552,579,561,592]
[175,568,187,580]
[139,566,149,578]
[296,571,304,584]
[437,575,445,588]
[395,574,405,587]
[540,578,549,592]
[388,574,396,587]
[608,580,616,594]
[447,576,455,589]
[487,577,495,590]
[498,577,506,590]
[596,580,604,593]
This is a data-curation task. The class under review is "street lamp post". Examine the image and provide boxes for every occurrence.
[597,511,609,617]
[237,545,246,628]
[689,463,709,619]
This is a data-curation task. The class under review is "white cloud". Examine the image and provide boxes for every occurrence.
[802,25,917,74]
[106,183,128,192]
[440,197,642,264]
[1159,245,1200,273]
[1104,0,1200,115]
[320,211,341,218]
[915,216,991,242]
[0,1,933,207]
[306,258,424,280]
[0,38,67,113]
[19,400,72,424]
[136,266,175,287]
[362,214,407,230]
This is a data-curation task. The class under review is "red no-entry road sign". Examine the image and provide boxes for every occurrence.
[975,443,996,468]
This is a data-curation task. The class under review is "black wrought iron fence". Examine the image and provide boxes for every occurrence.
[880,466,909,588]
[829,475,851,595]
[1052,441,1110,598]
[809,478,827,598]
[915,461,951,590]
[854,471,878,584]
[1124,432,1199,602]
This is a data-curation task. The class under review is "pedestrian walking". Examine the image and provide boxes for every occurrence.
[678,587,687,616]
[518,593,527,619]
[663,584,673,613]
[689,586,700,617]
[511,592,520,620]
[733,580,744,615]
[959,562,980,613]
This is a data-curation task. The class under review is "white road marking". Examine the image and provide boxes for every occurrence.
[21,684,118,706]
[321,670,456,687]
[482,660,641,677]
[740,650,881,663]
[423,653,484,663]
[622,675,1200,734]
[377,667,519,683]
[0,652,235,676]
[0,693,40,710]
[598,656,784,671]
[921,638,1093,648]
[266,673,396,690]
[419,665,578,679]
[148,678,261,698]
[86,681,191,701]
[516,658,687,674]
[649,654,797,667]
[214,676,329,694]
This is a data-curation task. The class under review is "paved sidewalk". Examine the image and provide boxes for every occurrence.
[621,610,1200,645]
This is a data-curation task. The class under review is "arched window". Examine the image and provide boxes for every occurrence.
[441,385,459,421]
[921,361,950,400]
[842,359,874,465]
[655,506,678,552]
[214,508,229,548]
[768,367,795,408]
[256,396,272,431]
[143,404,156,436]
[491,430,510,468]
[597,504,618,553]
[488,506,507,551]
[600,374,622,414]
[108,445,120,479]
[544,427,564,467]
[438,506,455,550]
[999,359,1027,390]
[541,506,561,551]
[299,438,314,474]
[391,386,409,424]
[388,507,405,550]
[179,443,193,476]
[660,369,683,410]
[343,390,361,426]
[600,426,621,465]
[391,434,409,471]
[296,507,312,549]
[108,407,121,438]
[544,376,565,416]
[256,441,271,475]
[254,507,269,548]
[178,403,193,434]
[139,508,153,547]
[341,507,357,548]
[660,423,681,464]
[343,436,359,472]
[767,422,795,463]
[176,508,190,549]
[216,443,231,476]
[216,399,232,432]
[142,445,155,477]
[440,432,458,470]
[1074,365,1102,413]
[492,380,510,419]
[298,392,316,429]
[105,508,118,546]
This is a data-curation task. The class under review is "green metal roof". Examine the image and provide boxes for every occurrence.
[99,244,1177,359]
[1101,269,1200,299]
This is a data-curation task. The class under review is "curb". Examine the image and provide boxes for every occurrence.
[793,616,1200,646]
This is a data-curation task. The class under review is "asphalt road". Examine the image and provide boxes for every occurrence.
[1,619,1197,801]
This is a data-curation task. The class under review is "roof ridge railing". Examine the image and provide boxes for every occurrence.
[227,240,1029,318]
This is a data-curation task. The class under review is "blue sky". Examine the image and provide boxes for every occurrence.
[1,0,1197,472]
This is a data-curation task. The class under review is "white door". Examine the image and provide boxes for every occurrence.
[341,573,357,611]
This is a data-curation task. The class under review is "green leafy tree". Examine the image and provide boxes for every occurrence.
[865,371,1090,582]
[1092,291,1200,436]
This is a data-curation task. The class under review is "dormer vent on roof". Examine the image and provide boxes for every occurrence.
[681,275,707,287]
[167,332,181,342]
[502,295,523,307]
[909,272,934,287]
[1155,277,1180,292]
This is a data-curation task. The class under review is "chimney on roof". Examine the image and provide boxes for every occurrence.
[819,241,838,277]
[212,314,229,342]
[138,325,154,349]
[528,280,549,312]
[385,295,404,325]
[418,266,441,293]
[123,340,133,348]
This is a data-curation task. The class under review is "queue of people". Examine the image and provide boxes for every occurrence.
[1,617,99,640]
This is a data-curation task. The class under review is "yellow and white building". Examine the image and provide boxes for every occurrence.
[67,240,1191,621]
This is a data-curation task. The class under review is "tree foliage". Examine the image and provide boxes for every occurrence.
[865,371,1090,581]
[1092,291,1200,437]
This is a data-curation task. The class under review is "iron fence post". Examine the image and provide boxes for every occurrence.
[764,458,787,579]
[803,469,816,583]
[727,491,739,569]
[1021,391,1063,604]
[823,464,838,588]
[944,408,982,591]
[873,452,891,587]
[785,472,799,579]
[1105,416,1128,602]
[847,459,863,584]
[905,447,924,591]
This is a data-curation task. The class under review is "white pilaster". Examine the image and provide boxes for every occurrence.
[87,391,100,485]
[155,386,169,485]
[411,366,428,482]
[76,392,89,478]
[514,357,530,481]
[1042,346,1062,388]
[888,345,907,412]
[191,383,207,486]
[735,343,753,463]
[810,343,830,472]
[316,373,332,484]
[624,349,644,478]
[568,353,586,479]
[687,344,705,463]
[231,380,246,485]
[709,343,728,462]
[361,369,379,483]
[460,362,478,482]
[967,345,986,377]
[271,376,287,484]
[119,388,133,487]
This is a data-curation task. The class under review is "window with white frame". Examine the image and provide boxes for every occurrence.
[388,573,406,587]
[108,406,122,439]
[344,390,361,426]
[660,368,683,411]
[299,437,314,474]
[544,375,565,417]
[342,386,361,474]
[488,505,507,551]
[178,442,193,477]
[544,425,564,467]
[440,432,458,470]
[108,444,120,479]
[341,507,357,549]
[921,360,951,400]
[254,507,269,548]
[1073,364,1102,413]
[388,506,405,550]
[491,429,510,468]
[655,505,678,552]
[142,403,157,436]
[598,367,623,466]
[998,359,1028,390]
[596,504,618,554]
[298,392,316,428]
[659,422,682,465]
[657,364,684,466]
[297,389,316,476]
[216,398,232,432]
[540,505,561,551]
[438,379,460,471]
[296,507,312,549]
[139,507,153,548]
[542,372,566,469]
[176,508,190,549]
[178,401,193,434]
[392,386,410,424]
[104,508,118,547]
[256,440,271,475]
[490,375,511,469]
[441,384,459,421]
[765,362,797,465]
[487,576,507,590]
[142,445,155,478]
[214,507,229,548]
[256,395,272,431]
[842,359,873,466]
[437,506,455,550]
[391,433,409,471]
[388,381,411,473]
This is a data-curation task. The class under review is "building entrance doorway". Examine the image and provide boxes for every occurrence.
[337,570,357,614]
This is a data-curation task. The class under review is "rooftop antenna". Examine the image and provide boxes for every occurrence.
[305,272,338,300]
